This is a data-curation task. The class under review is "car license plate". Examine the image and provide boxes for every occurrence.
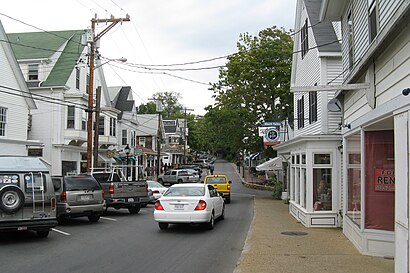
[80,195,93,201]
[174,204,184,210]
[128,198,134,203]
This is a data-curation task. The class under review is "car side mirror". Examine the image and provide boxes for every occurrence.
[218,192,224,197]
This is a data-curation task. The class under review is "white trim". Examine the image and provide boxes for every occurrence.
[291,83,370,93]
[318,52,343,57]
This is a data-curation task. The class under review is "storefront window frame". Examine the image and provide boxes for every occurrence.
[312,152,333,212]
[345,131,362,228]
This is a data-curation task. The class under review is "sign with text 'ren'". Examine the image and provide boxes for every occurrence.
[374,169,395,192]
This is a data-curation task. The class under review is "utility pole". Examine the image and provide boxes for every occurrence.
[86,15,130,173]
[93,86,102,168]
[157,113,162,178]
[183,108,194,164]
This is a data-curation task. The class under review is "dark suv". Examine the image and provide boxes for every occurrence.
[52,175,105,223]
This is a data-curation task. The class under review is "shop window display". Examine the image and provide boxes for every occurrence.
[364,130,394,231]
[313,168,332,211]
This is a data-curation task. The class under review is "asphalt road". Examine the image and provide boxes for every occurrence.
[0,160,270,273]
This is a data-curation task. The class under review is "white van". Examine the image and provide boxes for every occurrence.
[0,156,57,238]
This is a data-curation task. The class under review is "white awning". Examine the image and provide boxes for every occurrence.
[98,153,115,163]
[256,157,282,171]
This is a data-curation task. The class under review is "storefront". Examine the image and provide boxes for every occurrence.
[343,117,396,257]
[275,135,342,228]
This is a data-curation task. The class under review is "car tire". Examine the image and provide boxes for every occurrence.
[158,222,169,230]
[128,204,140,214]
[225,197,231,204]
[141,203,147,208]
[220,205,225,220]
[177,179,183,184]
[0,186,25,214]
[88,214,100,222]
[158,179,163,184]
[36,230,50,238]
[57,217,67,225]
[206,212,215,230]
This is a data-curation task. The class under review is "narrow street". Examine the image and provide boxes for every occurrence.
[0,160,267,273]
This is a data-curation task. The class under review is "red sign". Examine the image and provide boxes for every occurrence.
[374,169,395,192]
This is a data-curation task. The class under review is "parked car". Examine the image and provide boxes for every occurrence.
[177,164,202,176]
[158,169,192,186]
[52,175,105,223]
[192,159,210,169]
[147,180,167,202]
[203,174,232,203]
[91,168,148,214]
[180,169,200,182]
[154,183,225,230]
[0,156,57,238]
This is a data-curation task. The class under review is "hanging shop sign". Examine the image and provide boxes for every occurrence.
[263,127,280,146]
[374,169,395,192]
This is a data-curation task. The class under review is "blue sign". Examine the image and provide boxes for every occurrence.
[263,122,282,127]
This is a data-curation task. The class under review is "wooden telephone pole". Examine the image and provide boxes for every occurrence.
[86,15,130,173]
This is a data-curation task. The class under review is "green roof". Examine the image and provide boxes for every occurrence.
[7,30,86,87]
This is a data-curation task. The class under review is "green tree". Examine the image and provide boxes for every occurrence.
[137,101,157,114]
[204,26,293,158]
[152,91,183,117]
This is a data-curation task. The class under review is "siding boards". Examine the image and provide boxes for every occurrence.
[353,0,369,65]
[379,0,402,30]
[0,41,29,140]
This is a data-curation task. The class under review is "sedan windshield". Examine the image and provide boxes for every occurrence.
[164,187,205,197]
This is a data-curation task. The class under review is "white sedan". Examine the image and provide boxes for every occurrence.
[153,183,225,230]
[147,180,168,201]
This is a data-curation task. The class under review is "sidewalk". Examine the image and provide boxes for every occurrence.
[234,171,394,273]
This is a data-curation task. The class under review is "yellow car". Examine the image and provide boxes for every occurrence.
[203,174,232,203]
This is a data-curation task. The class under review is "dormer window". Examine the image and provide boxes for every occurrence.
[28,64,39,81]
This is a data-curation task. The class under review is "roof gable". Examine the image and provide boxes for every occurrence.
[7,30,86,86]
[305,0,341,53]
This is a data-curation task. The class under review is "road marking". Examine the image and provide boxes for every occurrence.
[51,228,70,236]
[100,216,117,221]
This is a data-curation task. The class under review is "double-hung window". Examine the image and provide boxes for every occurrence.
[98,116,105,135]
[109,117,116,136]
[67,106,75,129]
[122,130,127,145]
[75,67,80,89]
[309,91,317,124]
[301,19,309,59]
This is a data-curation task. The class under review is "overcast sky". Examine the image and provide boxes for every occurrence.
[1,0,296,115]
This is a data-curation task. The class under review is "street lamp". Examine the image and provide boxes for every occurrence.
[124,144,130,180]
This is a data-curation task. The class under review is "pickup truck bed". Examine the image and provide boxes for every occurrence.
[92,172,148,214]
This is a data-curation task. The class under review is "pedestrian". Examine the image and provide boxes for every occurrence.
[209,162,215,175]
[236,160,241,172]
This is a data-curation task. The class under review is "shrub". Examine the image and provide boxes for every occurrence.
[269,176,283,200]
